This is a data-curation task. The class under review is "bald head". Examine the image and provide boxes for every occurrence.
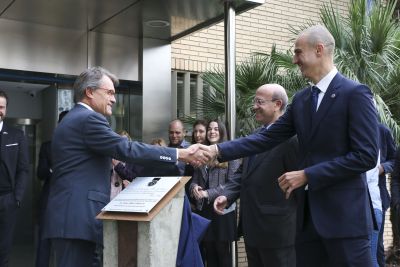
[299,25,335,56]
[253,84,288,125]
[257,84,288,112]
[168,119,186,147]
[293,25,336,83]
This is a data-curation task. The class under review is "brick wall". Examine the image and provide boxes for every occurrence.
[172,0,350,73]
[171,1,399,266]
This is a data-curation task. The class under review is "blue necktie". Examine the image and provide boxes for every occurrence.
[311,86,320,113]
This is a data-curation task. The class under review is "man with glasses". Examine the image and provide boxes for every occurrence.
[214,84,299,267]
[204,25,378,266]
[42,66,209,267]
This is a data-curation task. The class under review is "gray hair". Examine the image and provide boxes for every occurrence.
[73,66,119,103]
[272,89,289,112]
[301,25,335,56]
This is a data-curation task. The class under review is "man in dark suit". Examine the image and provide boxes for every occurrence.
[204,25,378,266]
[42,66,208,267]
[213,84,299,267]
[377,122,396,267]
[0,90,29,266]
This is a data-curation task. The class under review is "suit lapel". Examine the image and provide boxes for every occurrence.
[243,150,271,178]
[242,127,270,178]
[200,166,208,186]
[1,124,9,160]
[302,86,313,138]
[308,73,341,143]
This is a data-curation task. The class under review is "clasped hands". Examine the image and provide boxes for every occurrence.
[178,144,219,167]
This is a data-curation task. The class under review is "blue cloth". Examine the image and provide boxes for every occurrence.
[176,196,210,267]
[370,208,383,267]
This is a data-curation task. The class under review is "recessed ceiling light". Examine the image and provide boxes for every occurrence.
[145,20,170,28]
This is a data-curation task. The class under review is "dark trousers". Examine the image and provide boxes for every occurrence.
[0,193,18,267]
[51,238,101,267]
[245,244,295,267]
[296,205,372,267]
[377,211,385,267]
[203,241,232,267]
[35,237,50,267]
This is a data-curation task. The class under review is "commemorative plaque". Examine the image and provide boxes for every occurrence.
[102,176,181,213]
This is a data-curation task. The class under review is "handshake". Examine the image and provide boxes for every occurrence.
[178,144,219,167]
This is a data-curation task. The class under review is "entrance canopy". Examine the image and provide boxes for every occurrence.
[0,0,263,41]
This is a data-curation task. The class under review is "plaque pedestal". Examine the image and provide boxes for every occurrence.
[97,176,190,267]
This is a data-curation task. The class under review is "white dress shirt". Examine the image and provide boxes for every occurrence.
[313,67,338,111]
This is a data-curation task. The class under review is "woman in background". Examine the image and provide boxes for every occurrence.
[185,120,209,203]
[185,120,209,175]
[190,119,240,267]
[110,130,141,199]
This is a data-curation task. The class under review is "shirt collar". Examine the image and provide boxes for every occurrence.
[0,121,3,132]
[263,123,273,130]
[77,102,94,111]
[313,67,338,94]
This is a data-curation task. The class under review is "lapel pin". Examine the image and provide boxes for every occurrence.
[331,94,336,98]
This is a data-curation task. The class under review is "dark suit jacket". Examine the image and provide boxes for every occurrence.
[1,124,29,203]
[377,123,396,211]
[218,73,378,239]
[37,141,52,222]
[391,149,400,207]
[43,104,178,244]
[223,135,299,248]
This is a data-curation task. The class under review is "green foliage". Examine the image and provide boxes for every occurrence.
[185,0,400,142]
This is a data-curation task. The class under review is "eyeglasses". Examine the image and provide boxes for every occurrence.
[96,88,116,96]
[252,98,276,106]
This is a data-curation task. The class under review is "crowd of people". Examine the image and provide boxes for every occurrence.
[2,23,400,267]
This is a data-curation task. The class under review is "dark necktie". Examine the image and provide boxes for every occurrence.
[311,86,321,113]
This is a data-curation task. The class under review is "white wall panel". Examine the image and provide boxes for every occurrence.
[89,32,139,80]
[0,18,87,75]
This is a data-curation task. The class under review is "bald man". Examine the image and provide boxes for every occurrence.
[168,119,190,175]
[214,84,299,267]
[207,25,378,266]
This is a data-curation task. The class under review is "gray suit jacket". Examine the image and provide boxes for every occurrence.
[43,104,177,244]
[223,134,299,248]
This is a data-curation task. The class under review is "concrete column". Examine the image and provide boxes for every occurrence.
[137,189,184,266]
[140,38,172,142]
[102,188,185,267]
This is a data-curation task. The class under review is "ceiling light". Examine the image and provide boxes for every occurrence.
[145,20,170,28]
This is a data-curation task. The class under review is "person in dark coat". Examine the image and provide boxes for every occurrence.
[35,110,68,267]
[0,90,29,267]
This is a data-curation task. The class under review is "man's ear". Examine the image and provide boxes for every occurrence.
[316,43,324,56]
[275,99,283,110]
[85,88,94,99]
